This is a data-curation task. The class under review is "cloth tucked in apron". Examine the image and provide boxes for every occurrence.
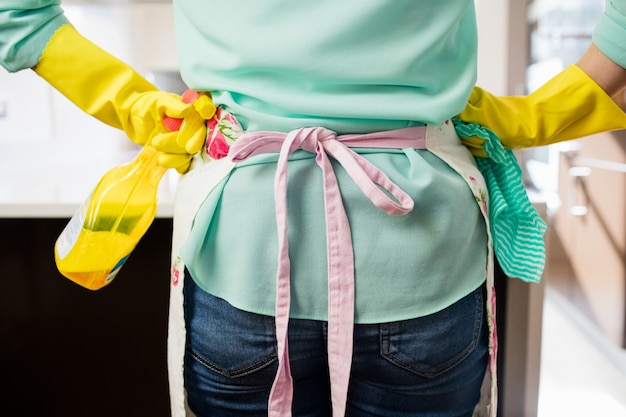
[167,110,498,417]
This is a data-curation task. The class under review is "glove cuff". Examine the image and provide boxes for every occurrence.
[34,24,157,132]
[529,64,626,146]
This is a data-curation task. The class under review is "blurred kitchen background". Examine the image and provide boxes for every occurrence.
[0,0,182,210]
[1,0,626,416]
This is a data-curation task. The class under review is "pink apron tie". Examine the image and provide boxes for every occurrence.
[229,126,427,417]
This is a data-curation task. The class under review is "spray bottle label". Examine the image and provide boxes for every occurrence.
[104,254,130,284]
[56,195,89,260]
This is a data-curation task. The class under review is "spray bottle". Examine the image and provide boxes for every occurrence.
[53,95,194,290]
[54,144,168,290]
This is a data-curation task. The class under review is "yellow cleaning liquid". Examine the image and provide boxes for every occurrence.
[55,146,167,290]
[55,230,135,289]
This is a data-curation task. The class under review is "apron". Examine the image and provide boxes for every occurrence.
[166,109,498,417]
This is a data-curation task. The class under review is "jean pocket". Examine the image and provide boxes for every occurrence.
[184,278,278,378]
[380,285,485,378]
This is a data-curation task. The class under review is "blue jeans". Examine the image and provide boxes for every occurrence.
[183,274,488,417]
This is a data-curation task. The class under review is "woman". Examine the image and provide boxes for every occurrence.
[2,2,625,416]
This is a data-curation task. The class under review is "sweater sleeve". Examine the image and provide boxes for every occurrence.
[593,0,626,68]
[0,0,69,72]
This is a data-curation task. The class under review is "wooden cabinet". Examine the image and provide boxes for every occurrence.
[0,218,172,416]
[551,119,626,348]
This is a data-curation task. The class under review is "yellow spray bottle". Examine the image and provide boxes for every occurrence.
[54,144,167,290]
[53,88,207,290]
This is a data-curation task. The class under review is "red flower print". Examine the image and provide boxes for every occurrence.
[172,267,180,287]
[208,135,231,160]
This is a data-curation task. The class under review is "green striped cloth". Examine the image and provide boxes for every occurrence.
[453,119,547,283]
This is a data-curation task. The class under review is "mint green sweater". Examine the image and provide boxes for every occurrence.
[173,1,489,323]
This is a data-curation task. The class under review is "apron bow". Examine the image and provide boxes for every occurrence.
[229,126,425,417]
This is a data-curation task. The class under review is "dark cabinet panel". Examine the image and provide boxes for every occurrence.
[0,218,172,417]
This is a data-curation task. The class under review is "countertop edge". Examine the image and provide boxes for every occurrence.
[0,203,175,219]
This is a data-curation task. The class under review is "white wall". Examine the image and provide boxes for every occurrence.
[0,3,179,205]
[476,0,510,95]
[0,3,177,151]
[476,0,530,95]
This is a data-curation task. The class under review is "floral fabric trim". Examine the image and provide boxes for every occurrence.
[203,107,245,161]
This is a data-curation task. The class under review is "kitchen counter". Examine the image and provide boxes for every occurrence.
[0,144,176,416]
[0,143,176,218]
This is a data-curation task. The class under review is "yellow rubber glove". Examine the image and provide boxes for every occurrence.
[458,64,626,157]
[156,91,217,172]
[34,24,216,173]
